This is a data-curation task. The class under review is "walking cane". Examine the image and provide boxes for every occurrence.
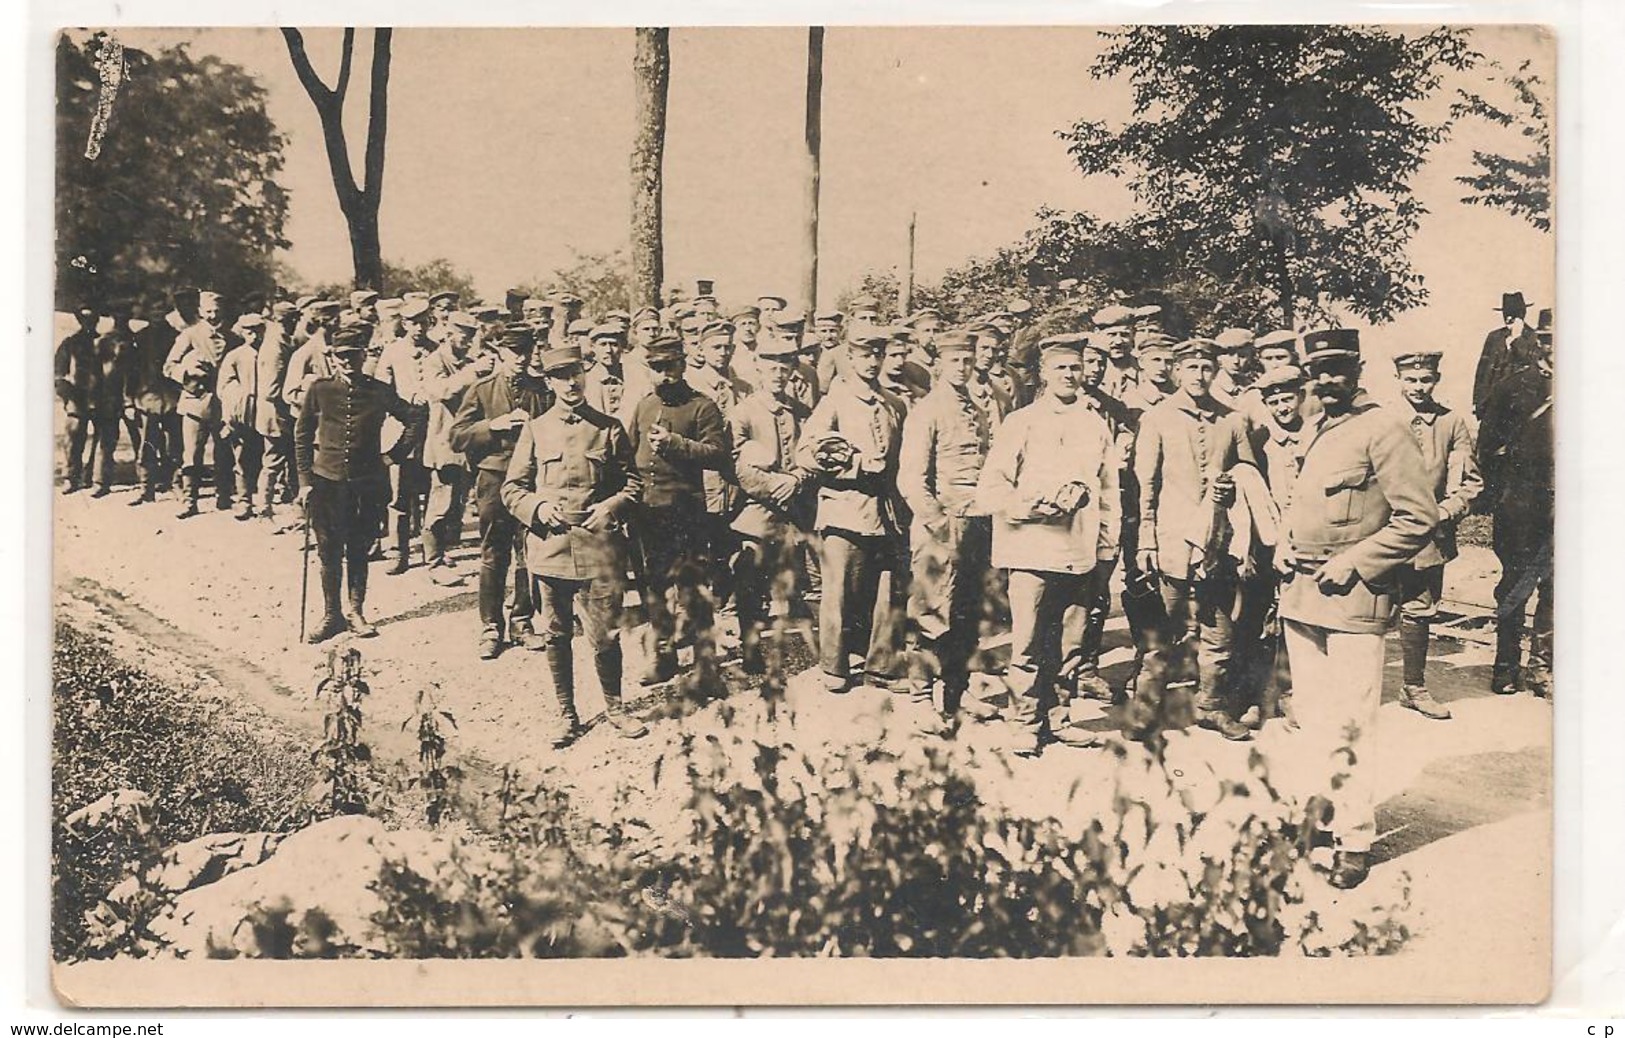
[298,497,312,643]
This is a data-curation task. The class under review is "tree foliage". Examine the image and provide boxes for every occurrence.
[516,249,633,317]
[303,257,479,306]
[1451,59,1551,232]
[55,32,291,312]
[1059,26,1477,328]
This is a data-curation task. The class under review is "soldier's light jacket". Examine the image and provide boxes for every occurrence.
[162,321,229,420]
[974,394,1120,575]
[1393,396,1482,569]
[1133,389,1237,581]
[795,374,908,538]
[729,390,814,541]
[500,403,642,583]
[898,381,991,528]
[1279,390,1439,635]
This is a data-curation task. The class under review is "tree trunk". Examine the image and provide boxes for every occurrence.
[802,27,825,315]
[630,28,670,311]
[282,28,392,291]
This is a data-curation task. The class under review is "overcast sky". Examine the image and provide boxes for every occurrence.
[105,24,1555,403]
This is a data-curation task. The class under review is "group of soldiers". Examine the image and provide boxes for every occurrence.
[56,277,1556,890]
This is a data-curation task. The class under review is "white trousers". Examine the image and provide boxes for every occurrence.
[1282,619,1386,853]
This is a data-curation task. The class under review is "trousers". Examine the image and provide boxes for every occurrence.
[1007,568,1092,746]
[475,468,533,633]
[136,411,181,492]
[64,409,119,489]
[221,425,263,503]
[1492,504,1554,679]
[640,500,713,662]
[1282,619,1386,853]
[817,528,907,682]
[1159,572,1238,712]
[180,412,229,503]
[307,474,388,598]
[424,464,471,561]
[537,572,626,715]
[908,515,992,702]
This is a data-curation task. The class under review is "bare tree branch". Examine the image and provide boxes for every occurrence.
[362,28,392,200]
[334,27,356,100]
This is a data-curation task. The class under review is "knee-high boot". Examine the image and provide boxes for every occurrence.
[546,643,585,746]
[345,554,378,637]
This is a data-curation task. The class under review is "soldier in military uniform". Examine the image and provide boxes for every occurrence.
[1277,328,1438,889]
[450,321,551,659]
[215,313,269,520]
[1134,338,1252,741]
[53,305,105,495]
[375,299,437,574]
[625,334,730,685]
[1391,350,1483,719]
[281,300,341,419]
[727,330,817,674]
[975,338,1121,756]
[421,311,496,579]
[294,324,425,643]
[583,321,649,430]
[124,290,192,503]
[967,325,1014,422]
[501,343,648,744]
[898,331,992,716]
[163,291,233,518]
[1210,328,1257,409]
[796,326,909,693]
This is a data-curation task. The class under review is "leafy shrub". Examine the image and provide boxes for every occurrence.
[52,622,317,960]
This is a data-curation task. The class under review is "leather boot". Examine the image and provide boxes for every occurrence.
[306,564,348,644]
[175,473,200,519]
[1194,685,1252,742]
[598,649,648,738]
[386,516,411,575]
[546,644,586,747]
[345,561,378,637]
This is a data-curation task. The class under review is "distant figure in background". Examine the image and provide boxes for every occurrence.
[215,313,269,521]
[1473,291,1541,419]
[163,291,232,518]
[1478,308,1555,698]
[55,305,104,494]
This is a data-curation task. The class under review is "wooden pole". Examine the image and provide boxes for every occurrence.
[905,210,917,315]
[802,27,824,316]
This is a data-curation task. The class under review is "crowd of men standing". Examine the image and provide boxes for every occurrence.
[55,278,1555,889]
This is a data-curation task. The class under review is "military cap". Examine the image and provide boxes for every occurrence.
[591,322,627,341]
[631,306,662,326]
[755,332,801,361]
[1131,304,1164,321]
[292,294,318,312]
[1037,333,1086,357]
[679,313,706,334]
[905,308,943,328]
[551,293,584,310]
[566,318,594,336]
[1092,303,1133,328]
[450,311,480,331]
[400,298,432,321]
[1393,351,1443,372]
[1214,328,1256,352]
[602,309,632,324]
[233,312,267,332]
[403,291,430,304]
[428,290,459,307]
[813,310,843,327]
[536,344,583,374]
[306,300,343,316]
[329,323,370,353]
[1077,333,1109,357]
[849,295,880,313]
[271,300,297,318]
[1254,330,1299,354]
[771,313,807,335]
[846,324,891,351]
[1254,365,1306,395]
[1134,332,1176,355]
[729,304,761,321]
[1006,298,1034,317]
[659,305,683,327]
[170,286,201,308]
[470,303,504,322]
[756,295,789,313]
[505,288,528,314]
[493,321,537,351]
[349,289,380,310]
[645,336,686,364]
[700,320,736,346]
[198,290,221,307]
[886,324,914,342]
[1302,328,1362,364]
[933,331,976,354]
[1172,338,1219,363]
[376,297,404,314]
[695,279,716,298]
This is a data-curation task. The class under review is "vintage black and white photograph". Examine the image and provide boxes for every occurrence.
[48,23,1555,1005]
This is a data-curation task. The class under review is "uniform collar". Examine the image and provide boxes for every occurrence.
[1170,388,1222,418]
